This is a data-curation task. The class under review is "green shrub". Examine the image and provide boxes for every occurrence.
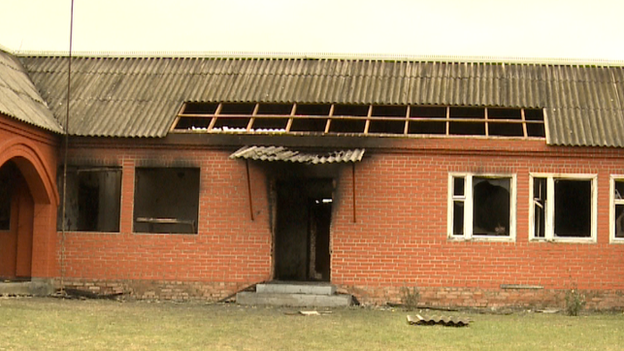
[400,286,420,311]
[564,289,586,316]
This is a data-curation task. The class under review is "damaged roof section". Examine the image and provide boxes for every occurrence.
[230,145,365,164]
[0,50,62,133]
[16,55,624,147]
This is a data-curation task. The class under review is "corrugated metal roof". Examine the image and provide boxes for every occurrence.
[16,55,624,147]
[230,146,365,164]
[0,51,62,133]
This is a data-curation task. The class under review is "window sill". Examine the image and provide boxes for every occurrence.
[56,230,121,234]
[448,235,515,243]
[529,237,596,244]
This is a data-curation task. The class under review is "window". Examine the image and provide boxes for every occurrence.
[448,173,516,240]
[529,175,597,241]
[173,102,545,139]
[610,176,624,242]
[58,167,122,232]
[133,168,199,234]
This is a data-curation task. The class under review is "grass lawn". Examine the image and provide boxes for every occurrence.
[0,298,623,351]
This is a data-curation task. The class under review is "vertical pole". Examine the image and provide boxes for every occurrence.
[60,0,75,295]
[352,162,356,223]
[246,160,254,221]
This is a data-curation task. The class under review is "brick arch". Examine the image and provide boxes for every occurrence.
[0,139,58,206]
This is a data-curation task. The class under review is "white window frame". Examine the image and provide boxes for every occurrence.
[609,175,624,243]
[529,173,597,243]
[447,173,517,241]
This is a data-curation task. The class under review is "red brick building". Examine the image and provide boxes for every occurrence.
[2,51,624,309]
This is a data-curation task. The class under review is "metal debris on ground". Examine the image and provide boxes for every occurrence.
[299,310,321,316]
[407,314,470,327]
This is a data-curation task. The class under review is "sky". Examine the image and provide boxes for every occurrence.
[1,0,624,61]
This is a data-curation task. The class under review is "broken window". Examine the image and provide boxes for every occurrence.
[529,175,596,241]
[610,177,624,241]
[0,162,18,230]
[172,102,545,139]
[133,168,199,234]
[57,167,122,232]
[449,174,515,240]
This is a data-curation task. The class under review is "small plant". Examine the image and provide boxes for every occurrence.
[564,288,586,316]
[400,286,420,311]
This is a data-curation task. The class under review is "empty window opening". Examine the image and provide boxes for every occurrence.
[173,102,545,139]
[613,179,624,240]
[134,168,200,234]
[0,162,19,230]
[257,103,292,115]
[410,106,447,118]
[220,103,256,115]
[473,178,510,236]
[57,167,122,232]
[449,107,486,136]
[449,122,485,136]
[368,119,406,134]
[372,105,407,117]
[213,116,250,131]
[329,118,366,133]
[489,122,524,136]
[488,109,524,136]
[290,118,328,133]
[525,109,546,137]
[295,104,332,116]
[530,175,595,241]
[555,180,591,238]
[250,117,289,132]
[333,104,369,117]
[450,174,514,239]
[175,117,212,130]
[408,121,446,135]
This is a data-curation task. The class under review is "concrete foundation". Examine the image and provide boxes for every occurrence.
[238,282,351,307]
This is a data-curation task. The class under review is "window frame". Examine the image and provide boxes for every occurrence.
[528,173,597,243]
[132,167,200,235]
[609,175,624,243]
[447,173,517,242]
[58,166,123,233]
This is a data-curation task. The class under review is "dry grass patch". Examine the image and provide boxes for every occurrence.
[0,297,623,351]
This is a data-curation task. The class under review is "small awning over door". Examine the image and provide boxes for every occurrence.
[229,146,365,164]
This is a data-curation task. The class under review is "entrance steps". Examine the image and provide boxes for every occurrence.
[237,282,352,307]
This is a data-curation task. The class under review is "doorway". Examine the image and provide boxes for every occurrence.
[0,161,34,280]
[274,178,333,282]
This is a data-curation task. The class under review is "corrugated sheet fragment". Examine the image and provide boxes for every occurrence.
[407,314,470,327]
[0,50,62,132]
[230,145,365,164]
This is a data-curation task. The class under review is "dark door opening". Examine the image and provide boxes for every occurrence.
[274,178,332,282]
[0,161,34,280]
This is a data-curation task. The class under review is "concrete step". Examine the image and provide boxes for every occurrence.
[256,282,336,296]
[0,280,54,296]
[237,291,352,307]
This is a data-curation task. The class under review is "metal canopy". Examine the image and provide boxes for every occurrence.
[229,145,365,164]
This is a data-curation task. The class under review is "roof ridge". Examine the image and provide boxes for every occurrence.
[15,50,624,67]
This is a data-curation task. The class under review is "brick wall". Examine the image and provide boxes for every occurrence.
[57,137,624,309]
[0,114,59,278]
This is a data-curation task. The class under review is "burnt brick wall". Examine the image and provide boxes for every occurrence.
[57,137,624,309]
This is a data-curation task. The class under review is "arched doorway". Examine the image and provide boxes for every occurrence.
[0,160,35,280]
